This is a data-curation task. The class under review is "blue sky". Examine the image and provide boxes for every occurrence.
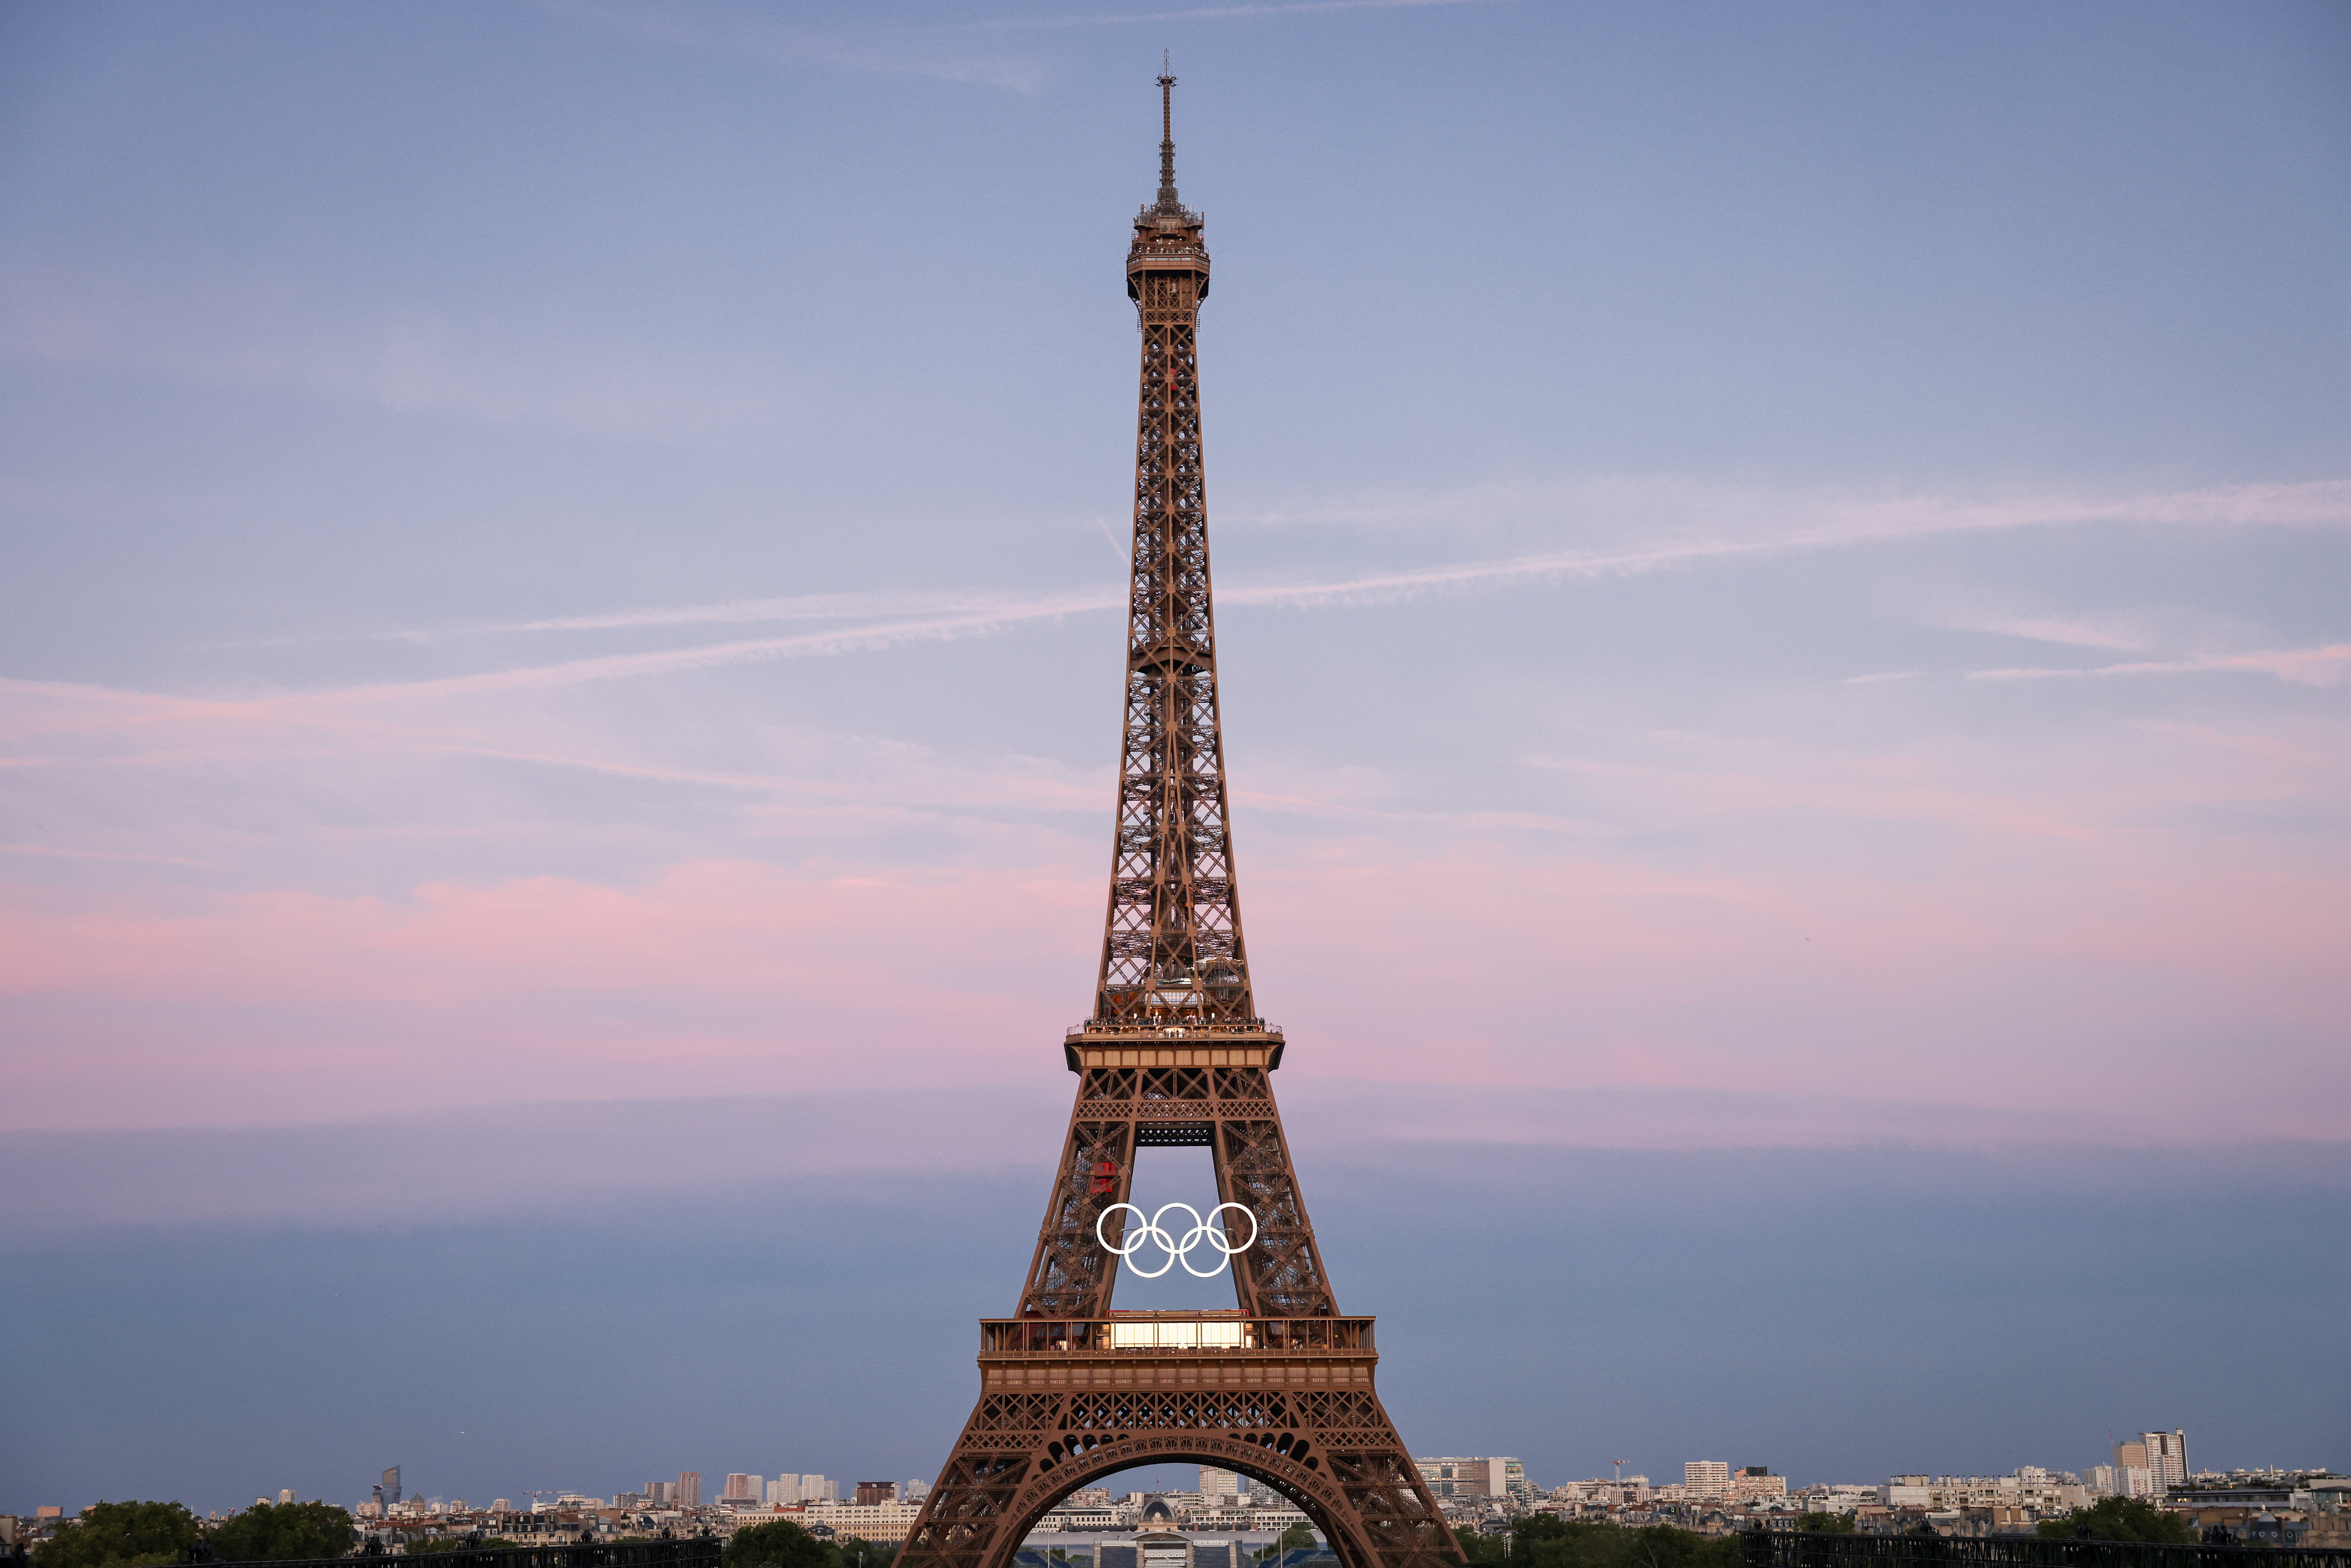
[2,0,2347,1519]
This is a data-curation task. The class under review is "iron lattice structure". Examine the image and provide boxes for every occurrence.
[897,76,1461,1568]
[1095,70,1249,1033]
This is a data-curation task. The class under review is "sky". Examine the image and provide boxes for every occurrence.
[3,0,2349,1520]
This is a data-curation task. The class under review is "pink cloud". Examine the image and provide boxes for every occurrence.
[5,817,2343,1139]
[1968,642,2351,686]
[0,859,1099,1128]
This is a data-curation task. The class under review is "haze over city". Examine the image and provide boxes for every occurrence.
[2,0,2345,1522]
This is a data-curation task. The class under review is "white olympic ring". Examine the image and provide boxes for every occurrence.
[1095,1201,1259,1278]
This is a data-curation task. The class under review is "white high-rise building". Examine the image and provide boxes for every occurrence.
[2138,1432,2188,1490]
[767,1476,799,1505]
[1414,1458,1524,1500]
[1685,1462,1731,1500]
[802,1476,838,1503]
[1199,1467,1243,1499]
[725,1476,761,1503]
[903,1480,931,1503]
[277,1490,295,1506]
[2091,1466,2153,1500]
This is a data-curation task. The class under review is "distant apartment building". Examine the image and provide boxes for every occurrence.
[903,1480,931,1504]
[725,1476,761,1503]
[382,1469,403,1508]
[1886,1472,2088,1512]
[800,1499,923,1543]
[1199,1468,1243,1500]
[1685,1463,1731,1501]
[1416,1458,1526,1500]
[2091,1466,2156,1500]
[1732,1469,1785,1502]
[856,1483,898,1507]
[676,1474,702,1509]
[2122,1433,2188,1490]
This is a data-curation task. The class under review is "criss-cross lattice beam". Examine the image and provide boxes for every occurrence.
[1218,1117,1336,1317]
[1017,1120,1134,1318]
[1094,163,1254,1030]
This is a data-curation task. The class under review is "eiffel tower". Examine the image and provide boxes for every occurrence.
[896,73,1463,1568]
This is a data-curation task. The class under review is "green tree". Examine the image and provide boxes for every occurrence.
[1450,1529,1507,1568]
[1796,1515,1856,1535]
[725,1522,833,1568]
[205,1502,355,1562]
[32,1502,202,1568]
[2035,1498,2193,1545]
[1619,1525,1739,1568]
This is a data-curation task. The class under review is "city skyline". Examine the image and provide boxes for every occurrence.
[3,0,2346,1521]
[24,1433,2307,1525]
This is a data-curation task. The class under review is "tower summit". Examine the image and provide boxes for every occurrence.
[1155,57,1183,210]
[1097,63,1244,1034]
[897,79,1462,1568]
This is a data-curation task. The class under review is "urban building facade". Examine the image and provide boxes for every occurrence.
[1414,1459,1525,1501]
[2132,1432,2189,1489]
[1684,1464,1730,1501]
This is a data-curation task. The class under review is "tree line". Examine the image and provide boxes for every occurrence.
[25,1501,357,1568]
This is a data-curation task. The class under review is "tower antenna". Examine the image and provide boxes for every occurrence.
[1156,54,1179,210]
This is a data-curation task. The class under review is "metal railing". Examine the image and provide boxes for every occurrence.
[1740,1529,2351,1568]
[213,1539,725,1568]
[980,1316,1374,1355]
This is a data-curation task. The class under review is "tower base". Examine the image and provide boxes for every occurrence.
[902,1316,1458,1568]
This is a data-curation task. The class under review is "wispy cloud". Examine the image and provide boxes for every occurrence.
[1968,644,2351,687]
[538,0,1049,90]
[0,843,214,867]
[488,587,1088,637]
[1953,615,2148,652]
[933,0,1505,33]
[8,479,2342,726]
[0,268,793,439]
[373,477,2351,653]
[1224,473,2351,539]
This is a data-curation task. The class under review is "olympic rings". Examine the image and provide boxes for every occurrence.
[1095,1201,1260,1278]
